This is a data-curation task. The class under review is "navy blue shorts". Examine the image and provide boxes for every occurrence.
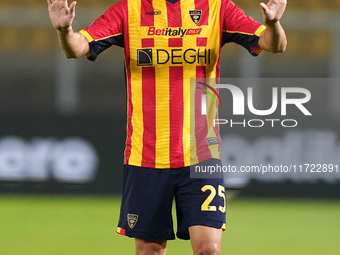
[116,158,226,241]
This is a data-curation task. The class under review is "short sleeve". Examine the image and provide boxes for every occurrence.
[221,0,266,56]
[78,0,126,61]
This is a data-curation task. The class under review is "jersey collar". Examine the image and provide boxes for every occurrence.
[166,0,180,4]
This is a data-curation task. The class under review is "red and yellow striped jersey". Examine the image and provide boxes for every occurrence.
[79,0,265,168]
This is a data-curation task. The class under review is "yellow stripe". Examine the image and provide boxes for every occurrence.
[183,81,193,166]
[116,227,121,233]
[153,0,170,168]
[254,25,266,37]
[224,30,253,36]
[79,29,94,43]
[225,24,266,37]
[79,30,122,42]
[128,0,143,166]
[94,33,123,41]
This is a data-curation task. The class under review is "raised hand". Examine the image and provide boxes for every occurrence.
[260,0,287,26]
[47,0,77,32]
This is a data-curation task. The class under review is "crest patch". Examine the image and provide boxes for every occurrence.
[127,214,138,229]
[189,10,202,25]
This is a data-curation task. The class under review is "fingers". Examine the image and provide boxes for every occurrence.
[260,2,269,13]
[47,0,63,6]
[69,1,77,15]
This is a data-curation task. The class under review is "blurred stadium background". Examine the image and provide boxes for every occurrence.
[1,0,340,254]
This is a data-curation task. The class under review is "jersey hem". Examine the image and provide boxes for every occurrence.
[176,219,226,240]
[125,154,221,169]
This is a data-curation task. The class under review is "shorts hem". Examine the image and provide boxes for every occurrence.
[116,227,176,241]
[176,219,226,240]
[189,219,226,229]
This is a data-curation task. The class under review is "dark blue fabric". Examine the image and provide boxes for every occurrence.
[221,31,261,57]
[87,34,124,61]
[166,0,180,4]
[117,158,226,240]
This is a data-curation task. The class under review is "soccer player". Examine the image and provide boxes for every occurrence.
[47,0,286,254]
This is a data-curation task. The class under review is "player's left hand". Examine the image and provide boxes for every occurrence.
[260,0,287,26]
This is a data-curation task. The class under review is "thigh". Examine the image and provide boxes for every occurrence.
[135,239,167,255]
[116,165,175,241]
[174,159,226,240]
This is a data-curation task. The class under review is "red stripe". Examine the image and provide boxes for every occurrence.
[169,66,184,168]
[116,228,126,236]
[195,66,212,162]
[215,51,220,82]
[168,38,183,47]
[124,0,132,164]
[141,0,154,27]
[194,0,209,26]
[125,69,133,164]
[216,5,223,81]
[213,12,222,158]
[196,37,207,47]
[142,38,155,48]
[141,67,156,168]
[213,108,221,158]
[166,1,182,27]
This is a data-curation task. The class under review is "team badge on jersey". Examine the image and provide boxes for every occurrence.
[127,214,139,229]
[189,10,202,25]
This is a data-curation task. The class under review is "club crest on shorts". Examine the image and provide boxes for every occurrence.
[189,10,202,25]
[127,214,138,229]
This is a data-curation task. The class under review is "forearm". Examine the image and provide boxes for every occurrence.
[57,26,90,58]
[258,21,287,53]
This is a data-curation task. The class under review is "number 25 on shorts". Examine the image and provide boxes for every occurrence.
[201,185,226,213]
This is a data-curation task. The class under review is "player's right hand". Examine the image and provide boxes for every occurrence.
[47,0,76,32]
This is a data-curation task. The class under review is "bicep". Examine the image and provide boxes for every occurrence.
[256,29,269,52]
[77,32,91,57]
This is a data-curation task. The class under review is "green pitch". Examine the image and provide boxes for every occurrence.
[0,195,339,255]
